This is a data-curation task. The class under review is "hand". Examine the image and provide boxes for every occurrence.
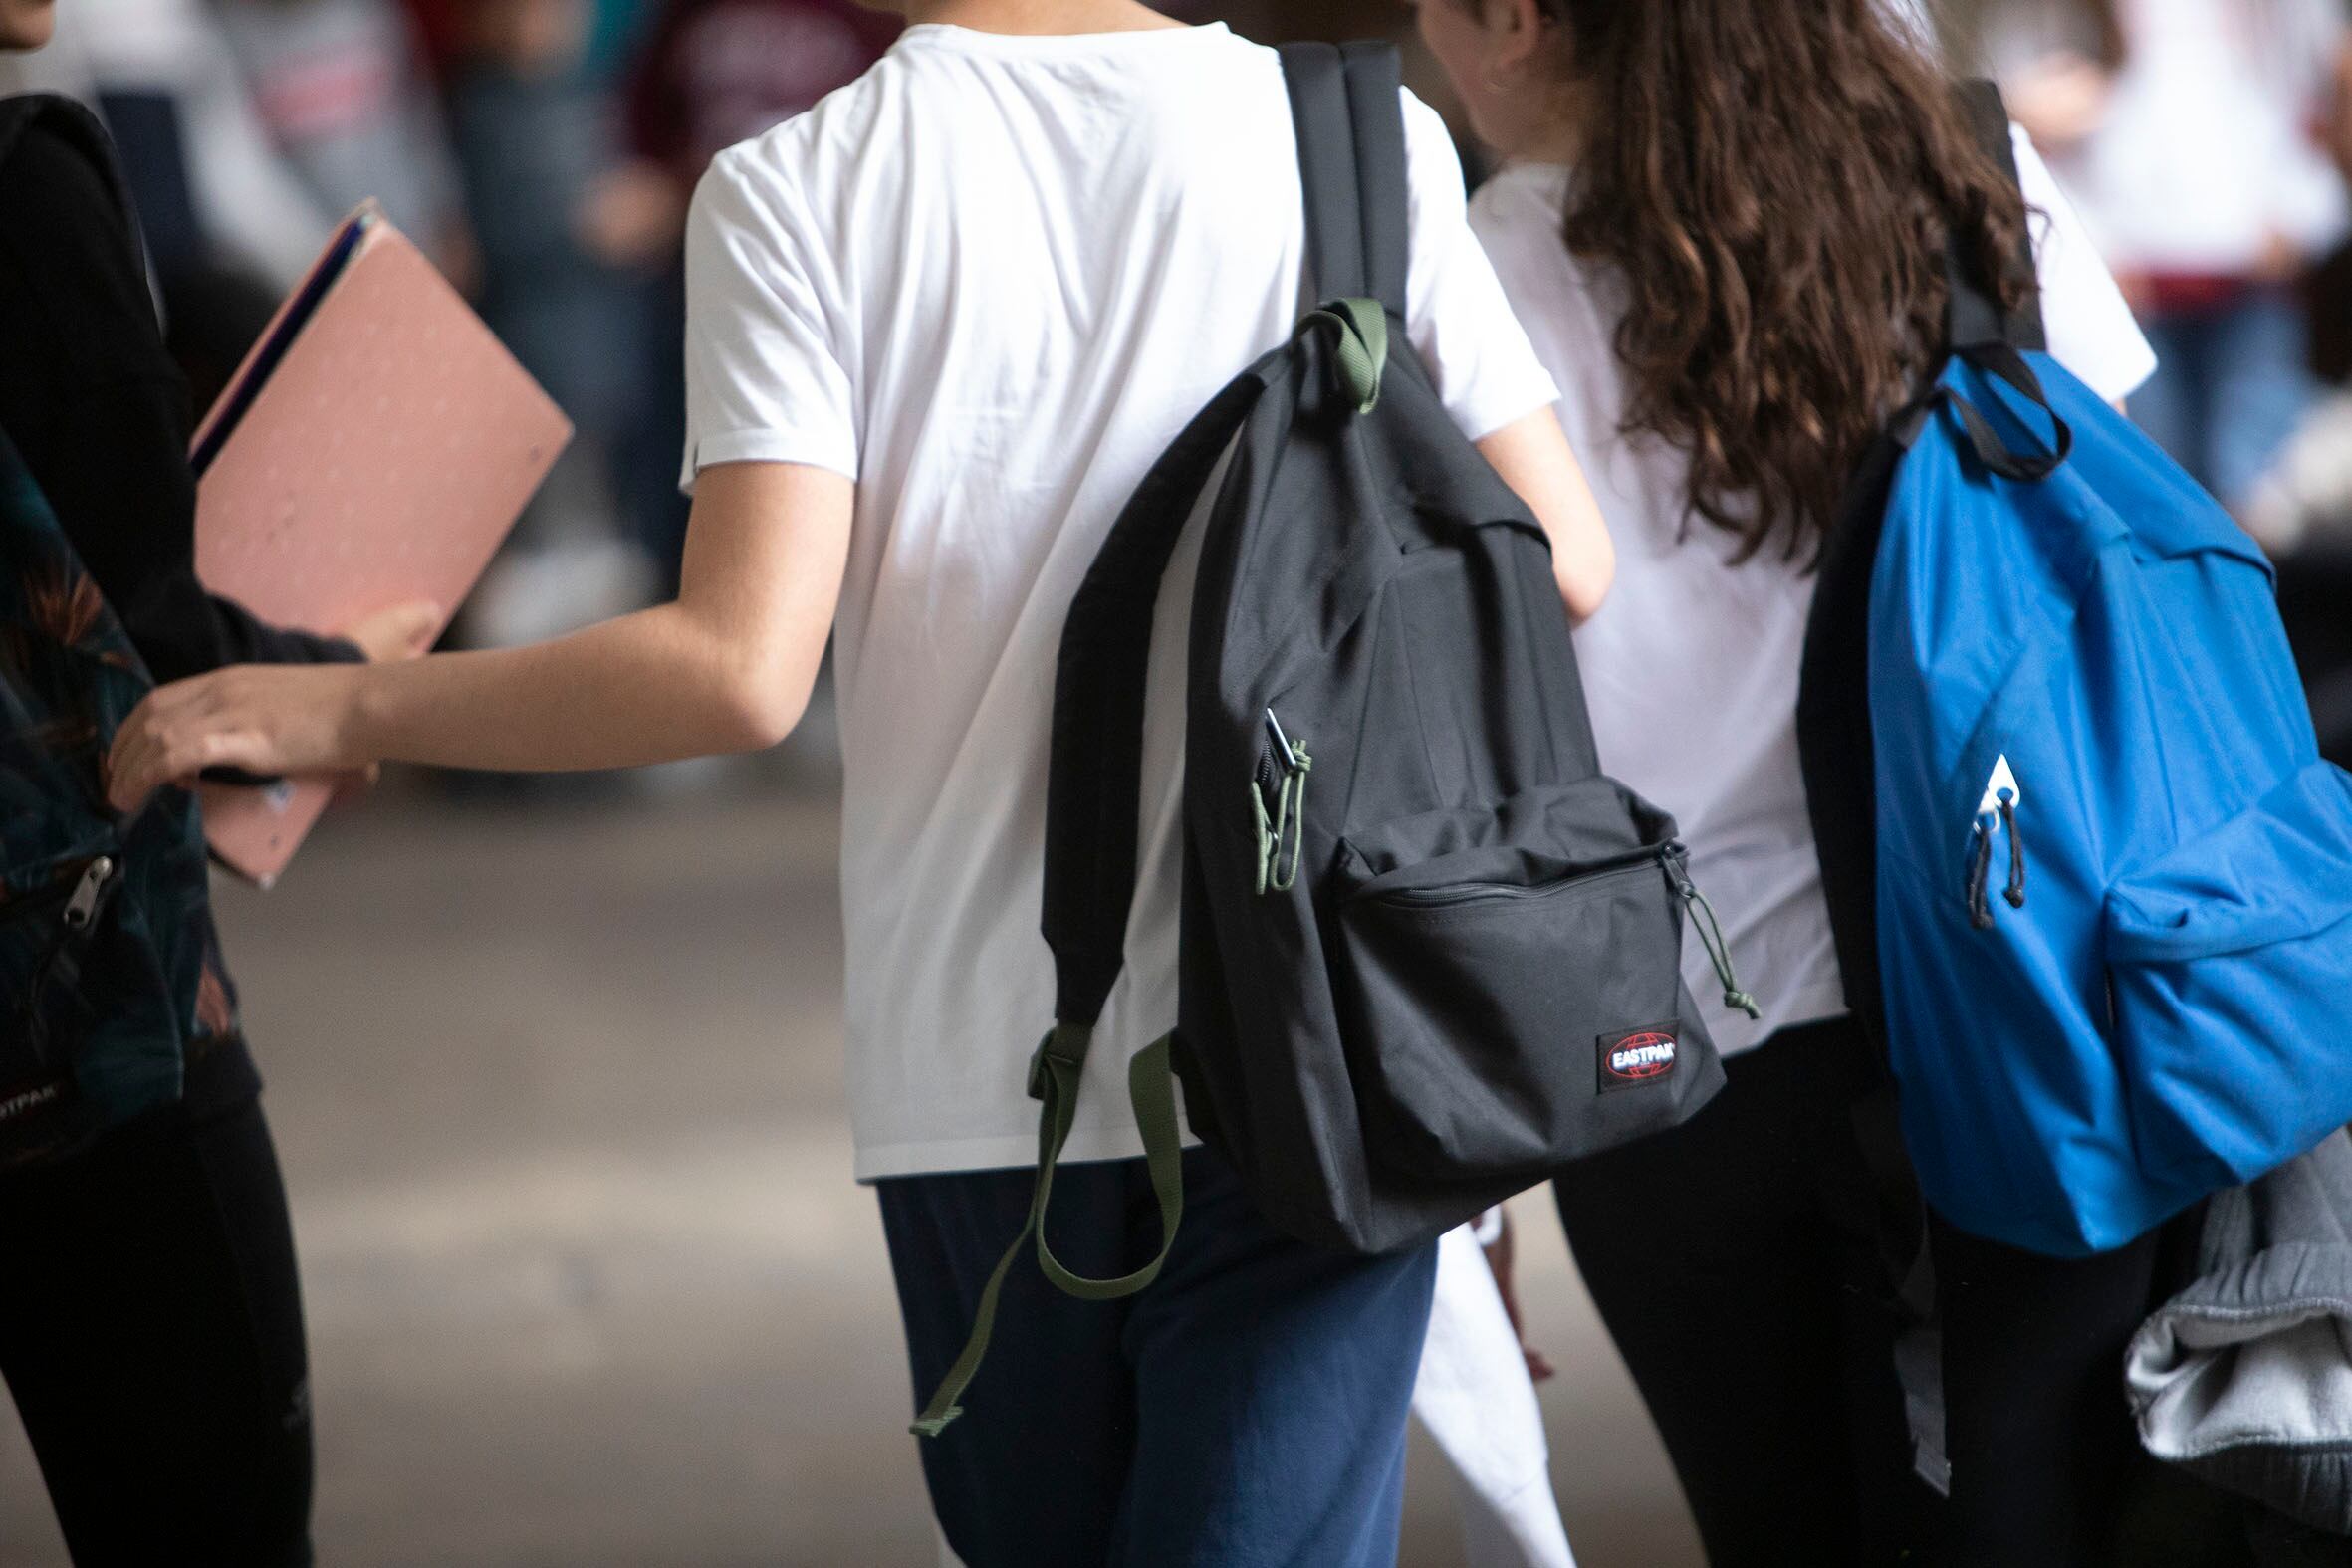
[345,600,440,664]
[107,662,370,815]
[1480,1209,1557,1384]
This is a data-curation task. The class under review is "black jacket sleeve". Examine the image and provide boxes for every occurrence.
[0,116,360,686]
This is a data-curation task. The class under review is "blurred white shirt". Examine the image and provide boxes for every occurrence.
[1988,0,2350,273]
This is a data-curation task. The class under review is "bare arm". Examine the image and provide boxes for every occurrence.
[108,463,849,807]
[1476,406,1615,622]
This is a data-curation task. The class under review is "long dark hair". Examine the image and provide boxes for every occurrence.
[1544,0,2034,561]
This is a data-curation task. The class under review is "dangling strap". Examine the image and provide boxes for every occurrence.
[909,1027,1185,1437]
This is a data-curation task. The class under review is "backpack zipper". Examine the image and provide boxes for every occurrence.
[61,856,114,931]
[11,855,120,1064]
[1965,787,2026,930]
[1376,851,1658,909]
[2,854,117,933]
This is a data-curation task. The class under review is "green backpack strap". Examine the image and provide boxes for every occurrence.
[909,1025,1184,1438]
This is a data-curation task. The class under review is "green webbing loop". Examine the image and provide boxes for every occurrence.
[1250,744,1312,895]
[1298,298,1387,413]
[909,1024,1185,1438]
[1680,879,1762,1020]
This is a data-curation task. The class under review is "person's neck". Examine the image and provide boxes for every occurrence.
[1492,82,1588,169]
[1502,112,1581,169]
[899,0,1185,36]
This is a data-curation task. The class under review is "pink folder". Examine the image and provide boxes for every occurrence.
[190,204,572,887]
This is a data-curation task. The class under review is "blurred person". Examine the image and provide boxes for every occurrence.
[1978,0,2349,511]
[614,0,895,586]
[102,0,1613,1560]
[403,0,660,78]
[212,0,474,281]
[0,5,433,1563]
[625,0,895,182]
[67,0,341,293]
[446,0,681,646]
[1414,0,2174,1563]
[65,0,349,403]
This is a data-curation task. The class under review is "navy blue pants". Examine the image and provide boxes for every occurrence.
[878,1145,1439,1568]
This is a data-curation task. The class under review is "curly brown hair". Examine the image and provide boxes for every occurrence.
[1540,0,2036,562]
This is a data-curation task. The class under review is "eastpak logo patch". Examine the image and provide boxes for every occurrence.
[1597,1026,1680,1093]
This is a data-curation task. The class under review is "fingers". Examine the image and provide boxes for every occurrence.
[106,675,260,814]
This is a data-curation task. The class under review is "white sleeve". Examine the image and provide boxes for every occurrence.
[679,149,858,492]
[1399,90,1561,442]
[2012,125,2158,404]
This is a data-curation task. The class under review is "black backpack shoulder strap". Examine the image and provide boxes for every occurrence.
[1278,42,1408,317]
[1948,79,2046,354]
[1043,42,1404,1034]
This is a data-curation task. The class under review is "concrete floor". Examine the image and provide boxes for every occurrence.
[0,771,1704,1567]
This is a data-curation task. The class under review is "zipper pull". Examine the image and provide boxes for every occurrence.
[1669,846,1761,1019]
[1998,789,2025,910]
[1966,815,1997,930]
[1263,708,1299,773]
[63,856,114,931]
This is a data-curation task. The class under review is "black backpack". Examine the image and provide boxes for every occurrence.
[914,42,1735,1435]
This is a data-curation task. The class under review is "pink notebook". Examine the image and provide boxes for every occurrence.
[190,204,571,886]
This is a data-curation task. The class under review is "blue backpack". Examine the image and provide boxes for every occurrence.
[1820,168,2352,1257]
[0,96,235,1163]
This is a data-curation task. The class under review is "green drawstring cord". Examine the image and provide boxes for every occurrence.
[1250,745,1311,895]
[1673,855,1761,1019]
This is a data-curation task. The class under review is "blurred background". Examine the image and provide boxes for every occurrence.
[0,0,2348,1560]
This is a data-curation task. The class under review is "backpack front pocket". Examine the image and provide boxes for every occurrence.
[2,850,122,1070]
[1331,779,1717,1182]
[2103,760,2352,1193]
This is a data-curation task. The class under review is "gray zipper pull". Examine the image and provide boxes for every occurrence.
[63,856,113,931]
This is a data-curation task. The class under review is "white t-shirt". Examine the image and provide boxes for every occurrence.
[1468,129,2157,1056]
[682,23,1558,1179]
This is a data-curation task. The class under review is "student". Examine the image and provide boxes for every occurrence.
[103,0,1609,1559]
[1411,0,2162,1563]
[0,3,431,1561]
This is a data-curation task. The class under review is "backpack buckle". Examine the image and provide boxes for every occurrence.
[1028,1023,1089,1102]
